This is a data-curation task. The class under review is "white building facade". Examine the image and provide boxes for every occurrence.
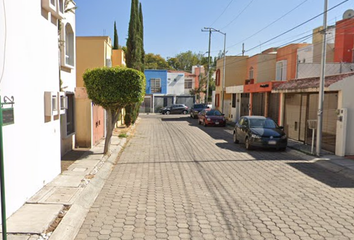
[0,0,72,219]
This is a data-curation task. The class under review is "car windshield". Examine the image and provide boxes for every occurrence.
[249,118,277,128]
[206,110,222,116]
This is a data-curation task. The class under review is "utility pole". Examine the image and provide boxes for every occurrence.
[316,0,328,156]
[201,28,213,104]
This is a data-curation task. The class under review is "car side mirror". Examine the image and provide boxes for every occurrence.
[222,113,225,116]
[279,126,284,130]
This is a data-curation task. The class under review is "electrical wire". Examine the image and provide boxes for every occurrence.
[209,0,234,27]
[214,16,354,74]
[227,0,309,50]
[0,0,6,84]
[221,0,254,30]
[244,0,349,54]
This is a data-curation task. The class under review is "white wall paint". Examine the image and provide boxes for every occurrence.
[330,75,354,155]
[167,72,185,95]
[0,0,62,218]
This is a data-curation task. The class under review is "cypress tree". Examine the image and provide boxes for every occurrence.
[113,21,119,49]
[139,3,145,72]
[126,0,142,71]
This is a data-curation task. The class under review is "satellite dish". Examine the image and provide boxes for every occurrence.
[343,9,354,19]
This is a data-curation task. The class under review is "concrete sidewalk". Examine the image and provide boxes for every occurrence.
[3,125,133,240]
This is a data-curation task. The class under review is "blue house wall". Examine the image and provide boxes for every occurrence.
[144,70,168,94]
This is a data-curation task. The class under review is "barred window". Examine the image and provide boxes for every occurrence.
[185,79,193,89]
[151,78,161,93]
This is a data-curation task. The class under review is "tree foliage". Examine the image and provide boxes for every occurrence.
[83,67,146,153]
[126,0,144,71]
[113,21,119,50]
[145,53,170,69]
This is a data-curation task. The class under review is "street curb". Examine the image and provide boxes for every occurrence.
[49,138,126,240]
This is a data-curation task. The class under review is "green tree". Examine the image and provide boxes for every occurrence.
[113,21,119,49]
[145,53,170,69]
[139,2,145,71]
[126,0,143,71]
[83,66,146,154]
[167,51,202,72]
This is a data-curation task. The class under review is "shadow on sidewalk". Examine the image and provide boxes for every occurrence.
[61,149,93,172]
[288,162,354,188]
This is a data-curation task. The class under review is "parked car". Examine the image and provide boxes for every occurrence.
[198,109,226,127]
[190,104,209,118]
[160,104,189,115]
[233,116,287,151]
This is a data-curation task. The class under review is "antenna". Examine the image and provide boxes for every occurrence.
[343,9,354,19]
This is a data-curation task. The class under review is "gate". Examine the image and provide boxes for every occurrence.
[268,93,280,122]
[139,96,152,113]
[241,93,250,117]
[154,96,173,113]
[252,93,265,116]
[176,96,195,109]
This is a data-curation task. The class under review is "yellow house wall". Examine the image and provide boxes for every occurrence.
[75,36,112,147]
[76,36,111,87]
[112,49,126,67]
[75,97,92,147]
[216,56,248,94]
[313,27,335,63]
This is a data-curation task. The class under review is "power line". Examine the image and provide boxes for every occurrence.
[227,0,309,50]
[209,0,234,27]
[244,0,349,54]
[214,17,354,76]
[221,0,254,30]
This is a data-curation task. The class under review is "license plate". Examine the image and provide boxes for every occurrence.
[268,140,276,145]
[215,122,219,125]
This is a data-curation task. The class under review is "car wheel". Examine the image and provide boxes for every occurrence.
[233,132,239,143]
[279,147,286,151]
[183,110,187,115]
[166,111,170,115]
[245,137,252,150]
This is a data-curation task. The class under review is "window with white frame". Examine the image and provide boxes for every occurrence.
[65,23,74,67]
[185,79,193,89]
[276,60,287,81]
[150,78,161,93]
[249,67,254,79]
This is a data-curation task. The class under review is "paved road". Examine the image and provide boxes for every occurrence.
[75,115,354,240]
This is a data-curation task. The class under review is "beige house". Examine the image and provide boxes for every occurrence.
[214,56,248,119]
[75,36,125,148]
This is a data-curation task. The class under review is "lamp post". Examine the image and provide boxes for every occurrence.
[316,0,328,156]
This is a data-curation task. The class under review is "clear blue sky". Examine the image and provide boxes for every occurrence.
[74,0,354,59]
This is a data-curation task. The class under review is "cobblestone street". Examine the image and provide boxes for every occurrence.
[75,115,354,240]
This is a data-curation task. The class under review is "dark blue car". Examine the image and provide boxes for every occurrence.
[190,104,209,118]
[233,116,287,151]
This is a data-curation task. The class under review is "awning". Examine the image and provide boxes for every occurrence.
[272,72,354,93]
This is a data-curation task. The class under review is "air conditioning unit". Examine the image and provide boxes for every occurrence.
[59,92,68,114]
[45,91,59,117]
